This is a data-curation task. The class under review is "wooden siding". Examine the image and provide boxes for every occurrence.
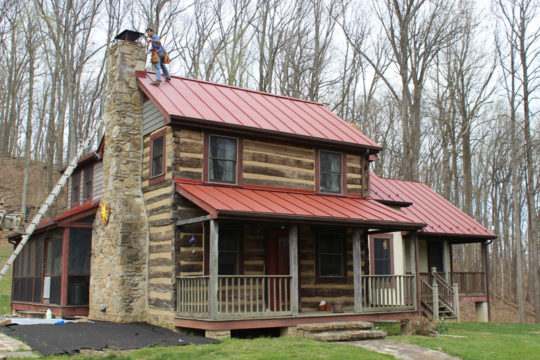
[143,100,165,136]
[93,161,104,201]
[346,154,364,195]
[177,198,206,276]
[173,128,204,181]
[142,126,177,320]
[242,139,315,190]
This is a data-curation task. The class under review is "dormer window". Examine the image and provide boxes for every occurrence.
[319,151,342,193]
[71,172,80,204]
[209,135,238,183]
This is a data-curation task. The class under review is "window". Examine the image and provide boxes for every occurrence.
[319,151,342,193]
[370,235,394,277]
[209,136,237,183]
[317,232,345,278]
[83,166,93,200]
[151,134,165,178]
[71,172,80,204]
[218,229,241,275]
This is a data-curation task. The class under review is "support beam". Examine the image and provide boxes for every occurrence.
[411,233,421,315]
[482,241,491,322]
[176,215,211,226]
[289,225,299,315]
[353,229,362,313]
[409,235,417,311]
[209,220,219,320]
[443,240,450,282]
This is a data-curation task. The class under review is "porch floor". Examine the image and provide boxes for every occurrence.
[175,310,416,331]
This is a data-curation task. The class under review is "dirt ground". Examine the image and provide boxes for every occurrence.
[461,297,537,323]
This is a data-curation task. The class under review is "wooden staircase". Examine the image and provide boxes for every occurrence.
[420,268,460,321]
[294,321,387,342]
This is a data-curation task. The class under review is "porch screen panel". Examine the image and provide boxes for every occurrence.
[46,233,63,304]
[373,237,391,275]
[12,236,43,303]
[68,228,91,305]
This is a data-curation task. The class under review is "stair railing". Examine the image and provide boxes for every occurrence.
[431,267,460,321]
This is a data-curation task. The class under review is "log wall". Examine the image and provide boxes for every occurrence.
[142,126,177,324]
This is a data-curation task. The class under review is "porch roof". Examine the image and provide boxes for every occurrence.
[370,174,496,240]
[175,180,425,230]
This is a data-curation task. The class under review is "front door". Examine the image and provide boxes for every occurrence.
[268,229,290,311]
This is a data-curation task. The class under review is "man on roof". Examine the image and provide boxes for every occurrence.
[146,27,171,86]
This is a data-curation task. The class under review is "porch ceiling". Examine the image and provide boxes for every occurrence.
[175,180,425,230]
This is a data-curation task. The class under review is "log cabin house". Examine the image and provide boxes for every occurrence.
[8,32,496,337]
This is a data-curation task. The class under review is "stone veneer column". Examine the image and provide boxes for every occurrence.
[89,39,149,322]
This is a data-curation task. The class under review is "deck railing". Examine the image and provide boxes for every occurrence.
[361,274,416,312]
[177,275,292,319]
[450,272,485,295]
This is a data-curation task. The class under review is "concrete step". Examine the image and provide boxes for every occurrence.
[308,329,387,342]
[297,321,374,332]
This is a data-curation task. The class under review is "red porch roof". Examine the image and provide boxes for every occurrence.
[370,175,496,239]
[175,180,425,230]
[138,74,381,150]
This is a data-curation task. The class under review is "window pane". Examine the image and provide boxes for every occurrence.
[373,238,391,275]
[83,167,92,199]
[320,152,341,172]
[319,235,342,253]
[151,136,164,177]
[211,137,236,159]
[210,159,235,182]
[320,255,343,277]
[320,173,341,193]
[218,229,240,275]
[71,172,80,204]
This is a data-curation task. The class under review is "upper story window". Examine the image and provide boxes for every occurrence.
[319,151,342,193]
[317,232,345,278]
[83,166,93,200]
[150,131,166,179]
[71,172,80,205]
[209,135,237,183]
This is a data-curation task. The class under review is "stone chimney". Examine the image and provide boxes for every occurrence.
[89,31,150,322]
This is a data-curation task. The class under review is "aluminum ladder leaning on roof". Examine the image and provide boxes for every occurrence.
[0,118,104,280]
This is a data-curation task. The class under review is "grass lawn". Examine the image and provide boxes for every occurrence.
[0,246,11,315]
[393,322,540,360]
[46,337,393,360]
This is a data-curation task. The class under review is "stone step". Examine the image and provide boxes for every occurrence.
[297,321,374,332]
[307,329,387,342]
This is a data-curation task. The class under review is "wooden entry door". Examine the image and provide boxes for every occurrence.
[267,229,290,311]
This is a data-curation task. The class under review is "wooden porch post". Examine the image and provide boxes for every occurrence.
[289,224,299,315]
[209,220,219,320]
[443,240,450,282]
[60,227,70,306]
[411,232,421,315]
[353,229,362,313]
[409,234,417,311]
[482,241,491,321]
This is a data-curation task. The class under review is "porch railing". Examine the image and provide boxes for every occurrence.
[177,275,292,319]
[421,272,486,296]
[450,272,485,296]
[361,274,415,312]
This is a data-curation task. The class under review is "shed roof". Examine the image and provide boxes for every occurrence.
[137,74,381,150]
[370,174,496,240]
[175,180,425,230]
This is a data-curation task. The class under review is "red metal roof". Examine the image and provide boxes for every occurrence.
[175,180,424,229]
[138,74,380,149]
[370,174,496,239]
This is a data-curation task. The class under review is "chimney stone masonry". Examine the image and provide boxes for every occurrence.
[89,36,150,322]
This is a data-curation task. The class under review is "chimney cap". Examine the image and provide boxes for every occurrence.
[115,30,144,42]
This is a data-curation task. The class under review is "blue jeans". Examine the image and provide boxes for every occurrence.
[154,50,170,81]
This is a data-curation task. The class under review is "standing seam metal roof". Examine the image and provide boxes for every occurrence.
[137,74,381,149]
[370,174,495,238]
